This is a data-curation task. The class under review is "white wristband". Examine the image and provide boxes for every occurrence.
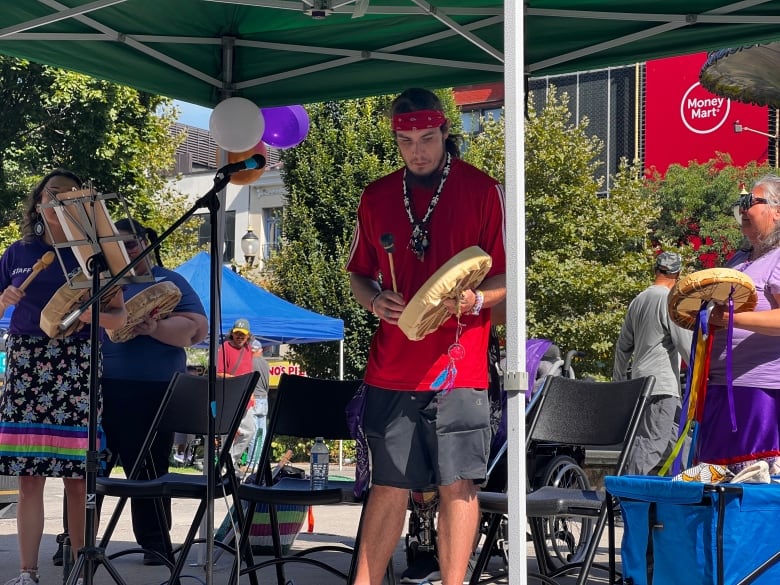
[470,289,484,315]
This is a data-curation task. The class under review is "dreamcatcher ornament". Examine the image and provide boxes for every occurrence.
[430,319,466,393]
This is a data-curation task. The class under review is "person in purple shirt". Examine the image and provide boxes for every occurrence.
[703,174,780,475]
[0,169,126,585]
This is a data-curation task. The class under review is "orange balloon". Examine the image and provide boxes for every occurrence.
[216,142,268,185]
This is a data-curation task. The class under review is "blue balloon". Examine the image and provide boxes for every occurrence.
[261,105,310,149]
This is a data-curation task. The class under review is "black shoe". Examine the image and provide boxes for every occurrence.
[142,550,167,566]
[52,542,64,567]
[400,555,440,584]
[53,533,67,567]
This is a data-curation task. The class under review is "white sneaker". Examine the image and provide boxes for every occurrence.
[4,573,38,585]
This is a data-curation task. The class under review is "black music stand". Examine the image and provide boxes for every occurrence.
[47,165,248,585]
[40,188,151,585]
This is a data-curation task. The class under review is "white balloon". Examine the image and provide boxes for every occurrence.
[209,97,265,152]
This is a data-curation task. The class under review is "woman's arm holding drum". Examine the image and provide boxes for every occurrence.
[134,311,208,347]
[710,292,780,335]
[79,289,127,330]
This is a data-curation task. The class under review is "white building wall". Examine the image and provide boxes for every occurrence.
[168,166,286,270]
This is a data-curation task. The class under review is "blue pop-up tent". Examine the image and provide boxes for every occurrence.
[174,252,344,346]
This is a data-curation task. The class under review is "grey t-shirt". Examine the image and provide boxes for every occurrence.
[613,284,693,397]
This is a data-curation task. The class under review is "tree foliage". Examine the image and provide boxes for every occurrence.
[266,91,461,379]
[465,88,659,377]
[644,155,773,268]
[0,57,187,259]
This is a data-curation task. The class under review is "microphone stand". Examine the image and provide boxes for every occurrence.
[63,166,242,585]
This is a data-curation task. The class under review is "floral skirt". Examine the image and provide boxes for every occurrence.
[0,334,103,477]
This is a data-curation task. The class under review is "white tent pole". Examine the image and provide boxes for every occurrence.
[505,2,527,585]
[339,338,344,380]
[339,338,344,469]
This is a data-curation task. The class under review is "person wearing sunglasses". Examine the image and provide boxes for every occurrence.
[701,174,780,476]
[97,218,208,566]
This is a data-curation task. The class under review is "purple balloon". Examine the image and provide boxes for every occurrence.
[261,105,310,149]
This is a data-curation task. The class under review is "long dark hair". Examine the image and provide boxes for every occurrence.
[114,217,164,267]
[390,87,462,157]
[22,169,83,241]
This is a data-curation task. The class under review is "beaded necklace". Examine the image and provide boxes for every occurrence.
[402,152,452,261]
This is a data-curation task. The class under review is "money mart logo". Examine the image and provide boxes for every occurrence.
[680,82,730,134]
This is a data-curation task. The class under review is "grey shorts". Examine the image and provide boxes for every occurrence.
[363,386,491,489]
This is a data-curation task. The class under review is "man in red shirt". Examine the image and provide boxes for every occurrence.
[347,88,506,585]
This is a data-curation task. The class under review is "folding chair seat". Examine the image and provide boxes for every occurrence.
[234,373,395,585]
[95,370,259,581]
[469,375,654,585]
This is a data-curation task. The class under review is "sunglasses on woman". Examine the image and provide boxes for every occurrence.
[732,192,768,224]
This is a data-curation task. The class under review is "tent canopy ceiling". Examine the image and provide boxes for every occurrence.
[3,2,780,109]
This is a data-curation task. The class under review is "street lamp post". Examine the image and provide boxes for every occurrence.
[733,120,779,168]
[240,226,261,268]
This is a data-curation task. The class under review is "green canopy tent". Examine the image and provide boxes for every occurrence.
[3,3,780,584]
[2,2,780,107]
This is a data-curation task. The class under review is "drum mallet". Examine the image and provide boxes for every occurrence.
[19,251,56,291]
[380,233,398,293]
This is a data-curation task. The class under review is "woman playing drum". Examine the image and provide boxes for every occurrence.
[100,218,207,565]
[0,169,126,585]
[702,174,780,474]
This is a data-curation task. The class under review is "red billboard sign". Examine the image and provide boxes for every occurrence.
[644,53,769,175]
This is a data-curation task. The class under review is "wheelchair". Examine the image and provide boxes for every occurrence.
[401,345,591,580]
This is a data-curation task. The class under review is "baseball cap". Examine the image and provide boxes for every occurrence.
[655,252,682,274]
[231,318,250,335]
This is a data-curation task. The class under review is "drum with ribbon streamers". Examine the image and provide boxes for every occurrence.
[398,246,492,341]
[667,267,757,330]
[106,281,182,342]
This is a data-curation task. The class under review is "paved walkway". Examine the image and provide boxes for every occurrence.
[0,474,622,585]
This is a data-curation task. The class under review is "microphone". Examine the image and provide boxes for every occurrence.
[216,153,266,178]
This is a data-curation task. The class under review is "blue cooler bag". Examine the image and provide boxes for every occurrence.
[605,476,780,585]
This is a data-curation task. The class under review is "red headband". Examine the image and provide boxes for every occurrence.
[392,110,447,131]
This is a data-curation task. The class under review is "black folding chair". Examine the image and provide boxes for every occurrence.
[469,374,654,585]
[95,370,259,582]
[234,373,395,585]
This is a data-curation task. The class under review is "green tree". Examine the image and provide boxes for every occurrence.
[0,57,186,252]
[465,89,659,377]
[645,155,773,268]
[266,91,461,378]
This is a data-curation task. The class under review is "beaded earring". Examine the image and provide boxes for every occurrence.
[33,212,45,237]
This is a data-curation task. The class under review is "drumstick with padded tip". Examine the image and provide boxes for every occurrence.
[380,233,398,293]
[19,251,56,292]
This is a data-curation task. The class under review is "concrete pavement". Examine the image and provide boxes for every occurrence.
[0,473,621,585]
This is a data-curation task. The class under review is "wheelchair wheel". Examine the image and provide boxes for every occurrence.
[540,455,594,566]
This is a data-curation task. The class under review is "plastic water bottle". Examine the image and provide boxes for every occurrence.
[310,436,329,490]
